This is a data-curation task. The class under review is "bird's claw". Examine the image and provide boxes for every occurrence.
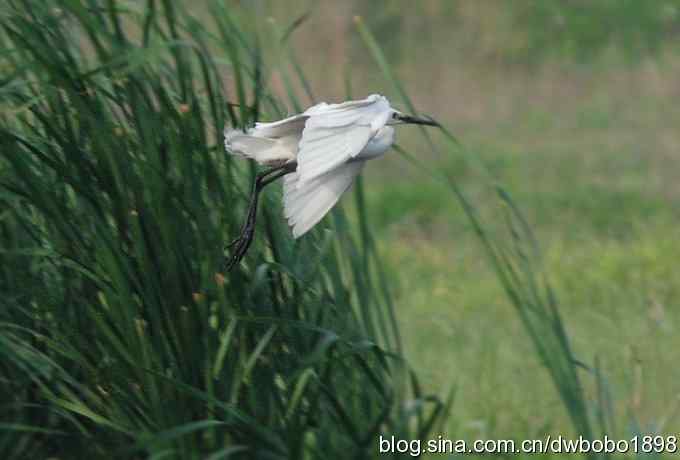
[225,237,240,250]
[223,225,254,271]
[223,231,253,271]
[223,199,259,271]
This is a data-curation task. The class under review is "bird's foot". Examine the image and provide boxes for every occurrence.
[223,162,296,271]
[223,195,259,271]
[223,229,254,272]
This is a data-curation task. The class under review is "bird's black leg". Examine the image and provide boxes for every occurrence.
[224,162,297,271]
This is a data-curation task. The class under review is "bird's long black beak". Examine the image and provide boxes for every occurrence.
[397,113,440,127]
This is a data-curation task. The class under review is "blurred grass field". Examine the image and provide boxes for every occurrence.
[372,58,680,439]
[2,0,680,458]
[380,81,680,439]
[265,0,680,440]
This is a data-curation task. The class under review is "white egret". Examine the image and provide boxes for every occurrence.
[223,94,438,270]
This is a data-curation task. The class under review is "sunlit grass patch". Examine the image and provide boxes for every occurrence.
[382,209,680,440]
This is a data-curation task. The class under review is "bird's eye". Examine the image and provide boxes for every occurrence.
[392,112,399,119]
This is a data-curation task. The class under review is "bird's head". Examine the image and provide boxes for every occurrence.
[388,109,439,127]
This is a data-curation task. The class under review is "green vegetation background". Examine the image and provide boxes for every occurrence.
[267,0,680,443]
[1,0,679,458]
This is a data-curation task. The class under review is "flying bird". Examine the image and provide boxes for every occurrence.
[223,94,438,270]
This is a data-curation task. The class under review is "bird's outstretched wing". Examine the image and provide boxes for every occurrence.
[283,161,365,238]
[250,113,308,138]
[224,113,307,165]
[296,94,390,185]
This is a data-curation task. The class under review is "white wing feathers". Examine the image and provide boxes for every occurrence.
[225,94,390,238]
[224,113,306,165]
[295,125,372,184]
[224,95,389,172]
[250,114,308,138]
[296,94,390,186]
[224,130,288,165]
[283,161,364,238]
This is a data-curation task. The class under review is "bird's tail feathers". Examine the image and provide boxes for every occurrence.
[224,128,293,166]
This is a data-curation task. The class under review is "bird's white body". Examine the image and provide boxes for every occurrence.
[354,126,395,160]
[225,94,400,238]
